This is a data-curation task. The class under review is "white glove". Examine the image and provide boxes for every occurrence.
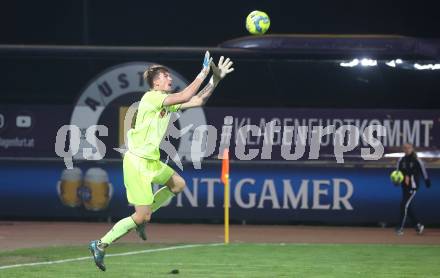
[211,56,235,83]
[197,51,213,80]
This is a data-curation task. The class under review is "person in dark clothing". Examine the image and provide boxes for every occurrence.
[396,143,431,235]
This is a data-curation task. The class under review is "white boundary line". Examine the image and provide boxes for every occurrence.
[0,243,223,270]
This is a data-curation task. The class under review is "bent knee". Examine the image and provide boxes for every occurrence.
[173,176,186,193]
[132,211,151,224]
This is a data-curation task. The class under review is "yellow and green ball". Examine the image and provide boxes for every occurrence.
[390,170,404,185]
[246,10,270,35]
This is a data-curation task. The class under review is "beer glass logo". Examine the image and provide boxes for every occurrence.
[56,167,113,211]
[81,168,113,211]
[56,168,83,207]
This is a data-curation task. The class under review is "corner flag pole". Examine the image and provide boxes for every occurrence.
[221,148,230,244]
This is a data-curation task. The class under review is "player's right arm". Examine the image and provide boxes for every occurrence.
[180,56,234,110]
[163,51,212,106]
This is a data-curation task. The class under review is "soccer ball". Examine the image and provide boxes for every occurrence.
[246,10,270,35]
[390,170,404,185]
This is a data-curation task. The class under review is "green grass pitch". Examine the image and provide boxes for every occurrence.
[0,243,439,277]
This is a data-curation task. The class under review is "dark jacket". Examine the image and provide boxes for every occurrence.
[397,152,431,190]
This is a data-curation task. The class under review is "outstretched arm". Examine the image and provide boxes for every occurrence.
[181,56,234,109]
[163,51,212,106]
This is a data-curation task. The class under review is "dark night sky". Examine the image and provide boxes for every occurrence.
[1,0,439,46]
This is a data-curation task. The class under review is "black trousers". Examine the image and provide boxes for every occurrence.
[399,187,419,229]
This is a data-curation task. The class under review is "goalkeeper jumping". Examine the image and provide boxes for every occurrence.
[89,52,234,271]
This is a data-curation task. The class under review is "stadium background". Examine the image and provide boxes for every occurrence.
[0,1,440,277]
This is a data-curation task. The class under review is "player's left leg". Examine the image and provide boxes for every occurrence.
[148,160,186,213]
[152,172,186,212]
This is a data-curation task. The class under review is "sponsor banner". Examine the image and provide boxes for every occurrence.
[202,108,440,161]
[0,105,439,163]
[0,160,439,225]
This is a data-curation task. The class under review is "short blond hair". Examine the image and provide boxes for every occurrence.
[143,65,169,88]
